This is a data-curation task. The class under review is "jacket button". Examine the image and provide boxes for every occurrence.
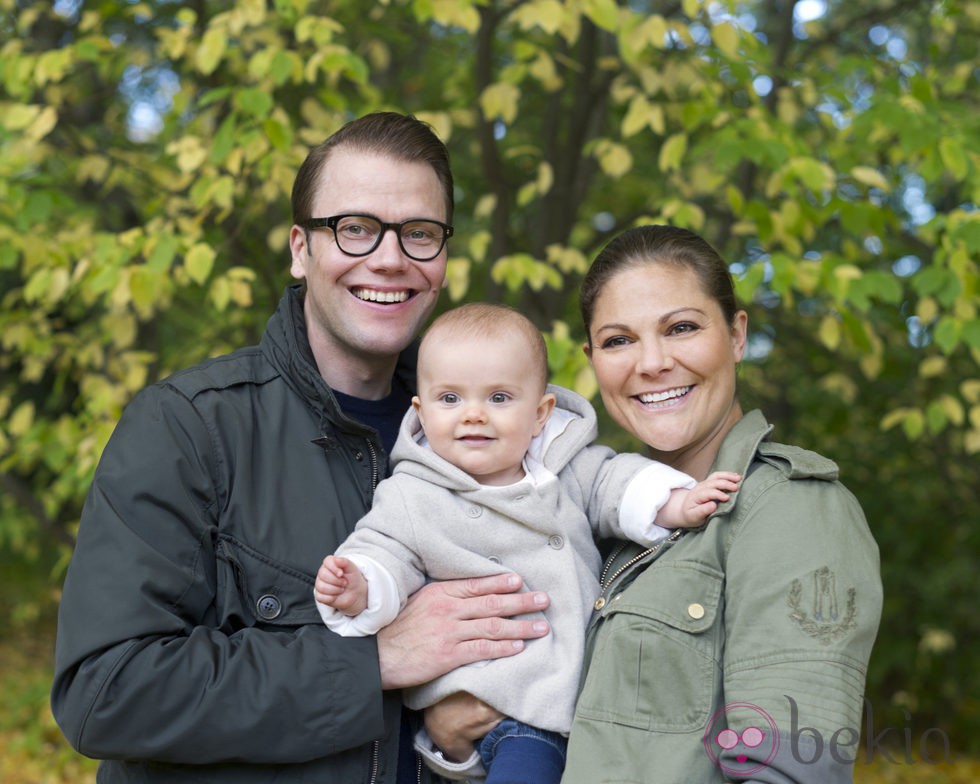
[466,506,482,518]
[594,597,606,610]
[488,556,502,564]
[256,594,282,620]
[548,535,564,549]
[687,602,705,620]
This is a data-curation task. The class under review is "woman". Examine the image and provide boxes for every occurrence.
[561,225,882,783]
[424,225,881,784]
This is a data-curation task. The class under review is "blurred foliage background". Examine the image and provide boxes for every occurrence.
[1,0,978,777]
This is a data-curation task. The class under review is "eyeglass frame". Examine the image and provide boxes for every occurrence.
[300,214,454,262]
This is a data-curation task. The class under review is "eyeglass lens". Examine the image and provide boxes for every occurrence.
[334,215,447,260]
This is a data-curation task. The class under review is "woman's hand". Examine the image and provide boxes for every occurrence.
[424,692,505,762]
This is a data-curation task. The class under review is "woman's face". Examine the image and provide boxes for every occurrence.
[585,262,747,478]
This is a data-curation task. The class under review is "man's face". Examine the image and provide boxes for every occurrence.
[289,148,448,381]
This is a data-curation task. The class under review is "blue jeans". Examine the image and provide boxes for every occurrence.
[478,718,567,784]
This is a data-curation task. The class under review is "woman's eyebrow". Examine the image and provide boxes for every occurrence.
[594,307,708,333]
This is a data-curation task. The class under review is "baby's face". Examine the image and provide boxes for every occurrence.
[413,331,553,486]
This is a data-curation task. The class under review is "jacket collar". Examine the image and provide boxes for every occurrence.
[260,284,419,435]
[709,409,773,516]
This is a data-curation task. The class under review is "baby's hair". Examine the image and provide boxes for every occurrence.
[420,303,549,391]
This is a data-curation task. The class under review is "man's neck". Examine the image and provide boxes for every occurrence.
[307,334,398,401]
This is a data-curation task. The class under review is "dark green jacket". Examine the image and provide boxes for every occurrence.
[52,286,437,783]
[562,411,882,784]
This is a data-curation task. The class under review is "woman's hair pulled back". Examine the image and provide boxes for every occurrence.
[580,225,739,344]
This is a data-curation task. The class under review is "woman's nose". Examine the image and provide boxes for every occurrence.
[635,339,674,375]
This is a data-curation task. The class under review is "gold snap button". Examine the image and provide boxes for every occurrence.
[594,597,606,610]
[687,602,705,620]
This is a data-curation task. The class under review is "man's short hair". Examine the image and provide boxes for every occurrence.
[291,112,454,227]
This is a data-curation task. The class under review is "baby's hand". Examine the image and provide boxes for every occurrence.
[314,555,368,616]
[680,471,741,526]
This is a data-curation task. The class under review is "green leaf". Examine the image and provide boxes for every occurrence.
[234,88,274,118]
[939,137,968,180]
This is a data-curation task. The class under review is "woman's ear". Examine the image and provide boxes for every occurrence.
[582,341,593,362]
[730,311,748,362]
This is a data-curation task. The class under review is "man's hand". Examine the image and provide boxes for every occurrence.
[377,573,549,690]
[425,692,504,762]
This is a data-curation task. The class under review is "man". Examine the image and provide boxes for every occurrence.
[51,112,549,783]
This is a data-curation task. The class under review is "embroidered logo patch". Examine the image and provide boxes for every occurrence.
[787,566,856,645]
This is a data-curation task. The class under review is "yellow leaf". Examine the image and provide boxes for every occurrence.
[961,380,980,404]
[658,133,687,172]
[445,257,471,302]
[919,356,947,378]
[467,230,491,262]
[682,0,701,18]
[185,244,216,285]
[851,166,890,192]
[622,95,653,137]
[595,139,633,178]
[582,0,620,32]
[26,106,58,141]
[513,0,565,34]
[9,401,35,437]
[536,161,554,193]
[916,296,938,323]
[937,394,965,426]
[711,21,739,59]
[3,103,39,131]
[429,0,481,33]
[195,26,227,75]
[479,83,521,124]
[818,315,841,350]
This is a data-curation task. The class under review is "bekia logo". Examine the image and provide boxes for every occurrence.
[703,697,952,772]
[702,702,779,776]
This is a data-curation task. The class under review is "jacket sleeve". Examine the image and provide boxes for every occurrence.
[568,445,685,543]
[719,463,882,782]
[50,385,388,765]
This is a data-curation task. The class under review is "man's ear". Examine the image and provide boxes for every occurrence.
[289,225,310,280]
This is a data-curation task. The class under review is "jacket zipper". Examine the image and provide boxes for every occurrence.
[366,436,381,784]
[593,529,684,610]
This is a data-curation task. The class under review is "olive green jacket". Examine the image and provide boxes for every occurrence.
[562,410,882,784]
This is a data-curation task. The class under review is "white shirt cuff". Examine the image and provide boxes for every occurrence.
[619,462,696,544]
[314,554,402,636]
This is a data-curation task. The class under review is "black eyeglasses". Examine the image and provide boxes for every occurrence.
[300,214,454,262]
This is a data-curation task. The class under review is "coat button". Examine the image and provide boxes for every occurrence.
[256,594,282,620]
[466,506,482,518]
[594,597,606,610]
[548,535,564,549]
[687,602,705,620]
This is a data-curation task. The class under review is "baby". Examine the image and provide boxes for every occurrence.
[315,303,738,784]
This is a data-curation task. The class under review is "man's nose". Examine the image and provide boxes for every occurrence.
[364,228,410,272]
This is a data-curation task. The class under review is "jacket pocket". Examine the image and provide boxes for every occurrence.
[215,534,322,631]
[576,559,723,732]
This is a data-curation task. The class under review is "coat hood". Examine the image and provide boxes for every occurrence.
[390,384,600,489]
